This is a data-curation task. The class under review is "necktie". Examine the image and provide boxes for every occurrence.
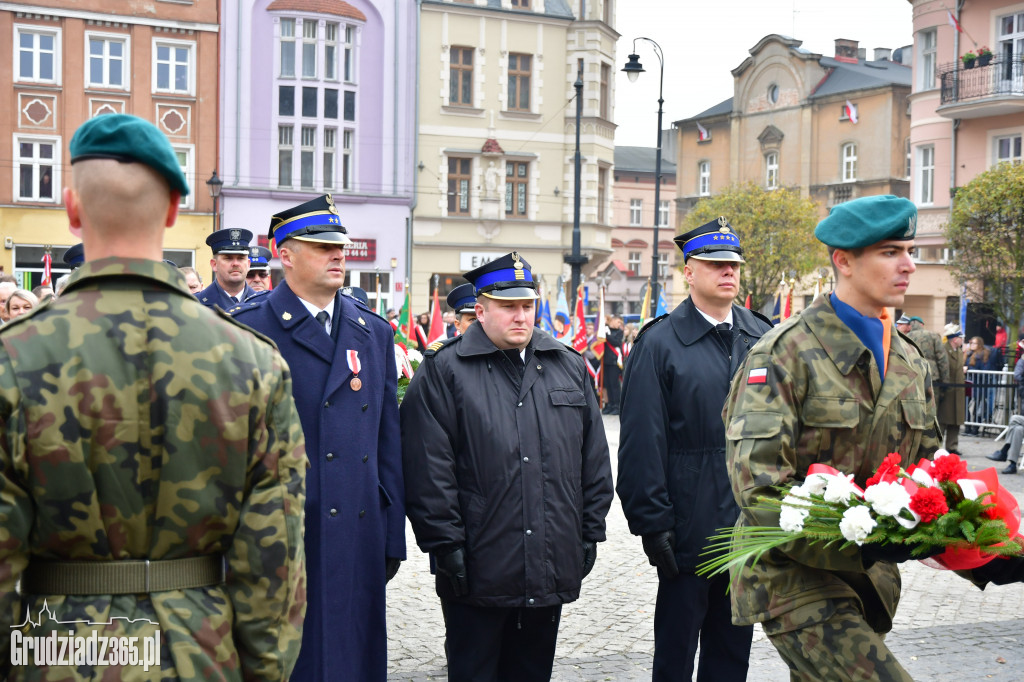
[316,311,330,330]
[230,296,239,304]
[715,322,733,349]
[502,349,525,378]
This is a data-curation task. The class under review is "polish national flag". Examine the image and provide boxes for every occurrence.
[844,100,858,124]
[947,11,963,33]
[696,121,710,142]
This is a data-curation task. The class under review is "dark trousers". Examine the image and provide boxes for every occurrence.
[604,362,621,411]
[653,570,753,682]
[441,600,562,682]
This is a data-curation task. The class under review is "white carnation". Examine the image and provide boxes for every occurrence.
[823,473,862,504]
[779,504,810,533]
[864,481,912,517]
[839,505,877,544]
[802,473,829,496]
[405,348,423,364]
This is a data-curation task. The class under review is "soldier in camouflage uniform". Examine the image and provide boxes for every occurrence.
[0,114,308,680]
[906,316,950,399]
[724,195,942,681]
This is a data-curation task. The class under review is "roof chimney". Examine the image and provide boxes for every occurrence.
[834,38,859,63]
[874,47,891,61]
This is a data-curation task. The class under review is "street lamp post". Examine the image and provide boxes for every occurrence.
[565,62,588,312]
[622,38,665,320]
[205,170,223,232]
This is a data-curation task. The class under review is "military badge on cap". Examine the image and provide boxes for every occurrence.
[463,251,539,300]
[206,228,253,255]
[674,217,745,263]
[269,194,352,248]
[248,245,273,270]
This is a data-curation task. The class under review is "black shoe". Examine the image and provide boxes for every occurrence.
[1003,461,1017,475]
[988,445,1010,461]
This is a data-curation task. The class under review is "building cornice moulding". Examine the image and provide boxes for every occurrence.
[1,3,219,32]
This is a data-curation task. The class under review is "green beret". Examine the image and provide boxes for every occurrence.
[814,195,916,249]
[69,114,190,196]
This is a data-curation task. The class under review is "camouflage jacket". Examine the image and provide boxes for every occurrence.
[0,258,308,681]
[907,322,951,385]
[724,294,941,634]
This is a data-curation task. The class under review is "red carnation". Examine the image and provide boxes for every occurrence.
[867,452,903,487]
[931,454,969,483]
[909,486,949,523]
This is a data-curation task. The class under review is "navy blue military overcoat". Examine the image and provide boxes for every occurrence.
[197,278,254,310]
[233,280,405,681]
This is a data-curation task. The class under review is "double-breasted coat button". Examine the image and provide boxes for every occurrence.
[362,455,369,463]
[330,508,338,516]
[359,510,366,518]
[326,453,335,461]
[362,404,368,411]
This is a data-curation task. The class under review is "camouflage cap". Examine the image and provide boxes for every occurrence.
[815,195,916,249]
[69,114,190,196]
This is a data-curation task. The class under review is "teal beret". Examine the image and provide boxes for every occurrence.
[69,114,190,196]
[814,195,916,249]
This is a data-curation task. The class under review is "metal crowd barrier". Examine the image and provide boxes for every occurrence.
[963,368,1019,435]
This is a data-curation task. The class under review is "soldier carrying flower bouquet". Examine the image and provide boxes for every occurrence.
[720,195,1024,681]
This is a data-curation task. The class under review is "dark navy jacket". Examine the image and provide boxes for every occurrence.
[197,279,254,310]
[232,280,405,682]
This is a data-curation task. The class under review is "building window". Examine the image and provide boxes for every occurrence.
[324,88,338,118]
[324,128,336,190]
[658,252,670,279]
[917,145,934,205]
[598,167,608,223]
[658,200,670,228]
[173,146,193,209]
[448,157,472,215]
[842,143,857,181]
[300,126,316,188]
[629,199,642,226]
[627,251,641,276]
[16,26,60,84]
[511,0,530,6]
[302,86,317,117]
[342,129,353,190]
[86,34,128,89]
[279,85,295,115]
[998,13,1024,80]
[344,91,355,121]
[301,19,317,79]
[765,152,779,189]
[918,29,936,91]
[344,26,355,82]
[698,161,710,196]
[15,137,58,203]
[600,63,611,119]
[280,19,295,78]
[508,54,531,112]
[153,39,194,94]
[450,47,474,106]
[278,126,293,187]
[325,23,338,81]
[996,134,1022,164]
[505,161,528,217]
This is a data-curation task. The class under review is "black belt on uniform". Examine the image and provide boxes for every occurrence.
[23,556,225,595]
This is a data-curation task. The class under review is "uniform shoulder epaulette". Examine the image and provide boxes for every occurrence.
[212,305,279,349]
[633,314,668,344]
[423,335,462,357]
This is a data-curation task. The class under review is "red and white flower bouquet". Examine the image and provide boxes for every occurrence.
[698,450,1024,577]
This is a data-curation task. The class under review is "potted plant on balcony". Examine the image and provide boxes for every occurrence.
[962,51,977,68]
[977,46,994,67]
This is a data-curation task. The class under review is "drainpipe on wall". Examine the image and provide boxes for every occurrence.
[950,1,963,211]
[407,0,421,310]
[234,0,243,187]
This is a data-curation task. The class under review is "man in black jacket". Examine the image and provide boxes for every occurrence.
[601,315,624,414]
[617,217,772,682]
[400,252,613,682]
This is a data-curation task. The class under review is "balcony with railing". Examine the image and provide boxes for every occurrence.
[937,57,1024,119]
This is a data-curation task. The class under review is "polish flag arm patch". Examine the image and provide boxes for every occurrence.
[747,368,768,384]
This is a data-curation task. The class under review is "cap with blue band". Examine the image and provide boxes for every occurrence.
[446,282,477,314]
[674,216,745,263]
[269,194,352,247]
[463,252,539,300]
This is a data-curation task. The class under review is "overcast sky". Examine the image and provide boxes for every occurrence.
[612,0,915,146]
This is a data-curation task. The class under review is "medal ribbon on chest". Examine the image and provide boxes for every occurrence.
[347,349,362,391]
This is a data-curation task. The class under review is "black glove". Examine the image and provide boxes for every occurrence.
[641,531,679,579]
[582,541,597,578]
[436,546,469,596]
[385,557,402,583]
[971,556,1024,585]
[861,541,943,567]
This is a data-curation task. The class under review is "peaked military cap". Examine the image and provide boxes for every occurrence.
[206,228,253,255]
[340,286,369,306]
[942,323,962,338]
[248,245,273,270]
[896,314,912,325]
[62,243,85,269]
[269,194,352,247]
[446,282,477,314]
[674,216,745,263]
[463,252,539,300]
[815,195,916,249]
[69,114,190,196]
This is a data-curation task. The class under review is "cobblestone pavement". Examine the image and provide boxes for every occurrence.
[387,419,1024,680]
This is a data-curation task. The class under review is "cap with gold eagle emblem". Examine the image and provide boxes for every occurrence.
[463,252,539,300]
[269,194,353,247]
[206,228,253,255]
[674,216,745,263]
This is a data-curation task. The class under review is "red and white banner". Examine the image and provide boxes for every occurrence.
[844,100,858,124]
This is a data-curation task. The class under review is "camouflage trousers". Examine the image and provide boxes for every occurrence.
[764,598,913,682]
